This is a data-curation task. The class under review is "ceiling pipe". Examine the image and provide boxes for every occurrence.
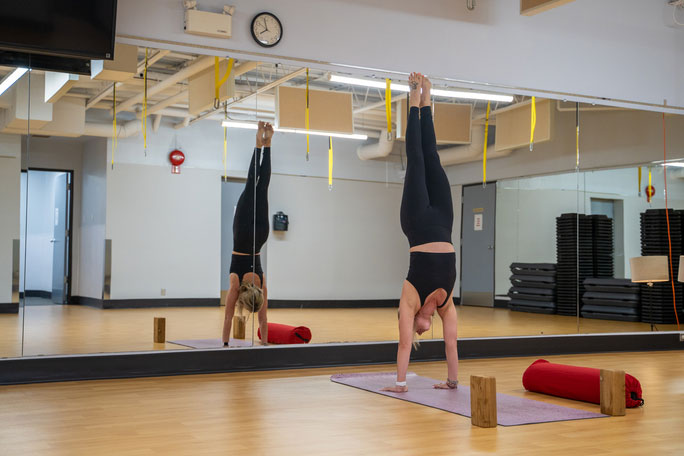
[357,129,395,160]
[438,126,516,166]
[83,119,141,138]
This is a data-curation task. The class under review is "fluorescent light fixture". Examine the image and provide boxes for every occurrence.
[662,162,684,168]
[0,67,28,96]
[221,120,368,140]
[329,74,514,103]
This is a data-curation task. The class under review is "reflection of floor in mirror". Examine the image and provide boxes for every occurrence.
[1,304,678,358]
[0,351,682,454]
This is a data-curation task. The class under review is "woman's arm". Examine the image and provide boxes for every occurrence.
[258,285,268,345]
[434,296,459,389]
[381,288,416,393]
[221,275,240,344]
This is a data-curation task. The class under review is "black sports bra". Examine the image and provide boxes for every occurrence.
[229,254,264,285]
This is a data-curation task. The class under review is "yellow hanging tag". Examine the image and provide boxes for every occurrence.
[214,57,235,108]
[385,78,392,140]
[482,101,490,186]
[142,48,148,154]
[328,136,333,190]
[529,96,536,151]
[305,68,310,161]
[112,84,117,169]
[638,167,642,196]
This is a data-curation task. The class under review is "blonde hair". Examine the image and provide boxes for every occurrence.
[237,281,264,313]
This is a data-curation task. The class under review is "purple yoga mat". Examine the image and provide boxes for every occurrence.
[168,338,253,349]
[331,372,607,426]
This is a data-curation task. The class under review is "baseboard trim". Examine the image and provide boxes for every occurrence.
[270,297,462,309]
[268,299,399,309]
[70,296,220,309]
[1,331,681,385]
[0,303,19,314]
[24,290,51,299]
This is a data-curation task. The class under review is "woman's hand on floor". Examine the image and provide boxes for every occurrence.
[381,385,408,393]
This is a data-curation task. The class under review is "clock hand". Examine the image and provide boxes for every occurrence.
[263,17,269,32]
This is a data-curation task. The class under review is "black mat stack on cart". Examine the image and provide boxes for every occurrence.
[555,214,595,316]
[508,263,557,314]
[581,278,641,321]
[639,209,683,324]
[591,214,614,278]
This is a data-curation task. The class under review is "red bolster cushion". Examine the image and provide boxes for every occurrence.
[522,359,644,408]
[258,323,312,344]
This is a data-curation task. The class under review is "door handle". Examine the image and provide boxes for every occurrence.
[50,239,56,243]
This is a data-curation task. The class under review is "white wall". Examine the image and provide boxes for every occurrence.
[117,0,684,110]
[266,175,407,300]
[0,135,21,303]
[78,139,107,299]
[103,120,414,301]
[105,162,222,299]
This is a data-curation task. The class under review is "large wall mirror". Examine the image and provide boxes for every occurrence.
[3,42,682,360]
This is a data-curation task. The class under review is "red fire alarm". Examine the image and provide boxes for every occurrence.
[169,149,185,174]
[645,185,655,202]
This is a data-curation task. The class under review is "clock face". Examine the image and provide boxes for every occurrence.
[251,13,282,47]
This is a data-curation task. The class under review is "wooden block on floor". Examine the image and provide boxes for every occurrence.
[153,317,166,343]
[233,316,246,340]
[470,375,497,428]
[600,369,626,416]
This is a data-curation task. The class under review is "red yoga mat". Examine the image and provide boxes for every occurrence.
[258,322,312,344]
[523,359,644,408]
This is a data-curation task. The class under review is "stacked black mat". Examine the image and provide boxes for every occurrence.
[556,214,594,316]
[592,215,614,278]
[581,278,641,321]
[555,213,614,316]
[639,209,683,324]
[508,263,557,314]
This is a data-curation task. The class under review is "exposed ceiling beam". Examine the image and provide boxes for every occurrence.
[85,49,171,110]
[353,94,407,115]
[115,55,214,113]
[187,67,306,127]
[520,0,576,16]
[143,61,259,119]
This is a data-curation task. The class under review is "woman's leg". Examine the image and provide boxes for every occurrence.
[419,78,452,215]
[254,146,271,251]
[400,73,430,234]
[233,146,261,251]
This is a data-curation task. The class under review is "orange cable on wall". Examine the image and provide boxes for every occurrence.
[662,112,680,330]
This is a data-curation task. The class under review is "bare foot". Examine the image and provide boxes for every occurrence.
[263,122,274,147]
[420,76,432,108]
[256,121,265,148]
[408,72,422,108]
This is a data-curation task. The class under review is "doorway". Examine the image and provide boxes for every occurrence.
[20,169,74,305]
[460,183,496,307]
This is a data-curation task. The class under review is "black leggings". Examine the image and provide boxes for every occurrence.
[233,147,271,254]
[400,106,453,247]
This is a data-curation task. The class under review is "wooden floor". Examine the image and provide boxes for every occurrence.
[0,301,678,358]
[1,351,683,455]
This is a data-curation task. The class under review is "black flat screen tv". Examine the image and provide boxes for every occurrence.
[0,1,118,60]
